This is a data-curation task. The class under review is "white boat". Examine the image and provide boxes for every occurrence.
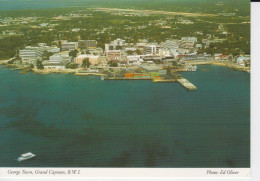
[17,152,36,162]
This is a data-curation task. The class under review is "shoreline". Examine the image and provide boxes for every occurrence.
[0,61,250,75]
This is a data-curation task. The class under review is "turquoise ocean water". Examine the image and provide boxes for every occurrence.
[0,65,250,167]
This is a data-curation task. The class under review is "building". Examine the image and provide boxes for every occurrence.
[143,56,162,63]
[126,55,144,65]
[178,41,195,49]
[62,42,78,51]
[214,54,232,61]
[105,39,126,52]
[57,52,72,62]
[46,47,60,53]
[43,63,66,69]
[111,38,126,46]
[87,47,103,55]
[106,50,121,61]
[19,46,44,64]
[78,40,97,48]
[75,54,101,65]
[236,56,250,64]
[180,55,198,61]
[144,44,160,55]
[49,55,62,64]
[139,64,163,72]
[159,48,173,57]
[181,37,197,43]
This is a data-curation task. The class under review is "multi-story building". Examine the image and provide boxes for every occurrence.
[62,42,78,51]
[49,55,62,64]
[111,38,126,47]
[144,44,160,55]
[46,47,60,53]
[105,43,116,52]
[181,37,198,43]
[19,46,44,64]
[106,50,121,61]
[105,39,126,52]
[75,54,101,65]
[78,40,97,48]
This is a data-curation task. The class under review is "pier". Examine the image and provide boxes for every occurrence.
[152,78,176,83]
[177,78,197,91]
[75,72,106,76]
[104,77,151,80]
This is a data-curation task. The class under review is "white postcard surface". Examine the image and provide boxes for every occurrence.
[0,0,254,179]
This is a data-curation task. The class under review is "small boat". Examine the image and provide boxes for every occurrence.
[17,152,36,162]
[101,76,104,80]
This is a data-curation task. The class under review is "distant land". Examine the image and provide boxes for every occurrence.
[0,0,250,16]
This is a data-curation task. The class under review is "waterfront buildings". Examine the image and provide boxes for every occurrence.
[49,55,62,64]
[106,50,122,61]
[19,46,44,64]
[43,63,66,69]
[75,54,101,65]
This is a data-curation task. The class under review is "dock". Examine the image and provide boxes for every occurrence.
[75,72,106,76]
[152,78,176,83]
[104,77,151,80]
[177,78,197,91]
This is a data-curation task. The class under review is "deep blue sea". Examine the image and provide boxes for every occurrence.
[0,65,250,167]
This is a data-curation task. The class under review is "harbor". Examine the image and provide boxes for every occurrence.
[103,68,197,90]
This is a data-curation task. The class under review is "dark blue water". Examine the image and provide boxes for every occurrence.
[0,65,250,167]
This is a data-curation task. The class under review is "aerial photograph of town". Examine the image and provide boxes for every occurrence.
[0,0,250,168]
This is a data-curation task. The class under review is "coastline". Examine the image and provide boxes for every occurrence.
[0,61,250,75]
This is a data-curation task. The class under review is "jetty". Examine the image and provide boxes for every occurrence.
[177,78,197,91]
[152,78,176,83]
[75,72,106,76]
[104,77,151,80]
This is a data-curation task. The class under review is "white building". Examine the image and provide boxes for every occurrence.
[49,55,62,64]
[75,54,101,65]
[105,39,126,52]
[181,37,198,43]
[62,42,78,50]
[43,63,66,69]
[19,46,44,64]
[236,56,250,64]
[111,38,126,46]
[144,44,160,55]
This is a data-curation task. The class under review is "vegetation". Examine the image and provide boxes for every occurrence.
[0,0,250,60]
[66,62,78,69]
[82,58,91,68]
[108,61,118,67]
[69,50,78,59]
[36,60,44,69]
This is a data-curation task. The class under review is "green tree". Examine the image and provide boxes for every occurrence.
[36,60,44,69]
[66,62,78,69]
[69,49,78,58]
[43,51,53,60]
[29,64,34,69]
[108,61,118,67]
[136,49,142,55]
[82,58,91,68]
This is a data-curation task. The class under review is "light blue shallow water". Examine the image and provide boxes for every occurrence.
[0,65,250,167]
